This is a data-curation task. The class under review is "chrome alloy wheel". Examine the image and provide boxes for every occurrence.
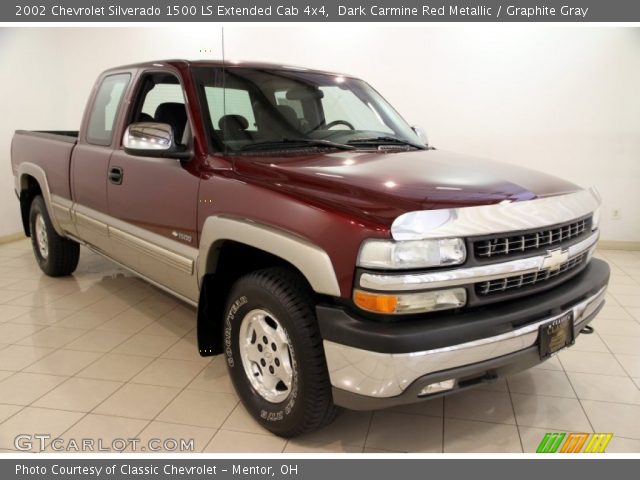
[238,308,294,403]
[34,213,49,259]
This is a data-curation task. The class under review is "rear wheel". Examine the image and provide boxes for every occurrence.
[223,267,339,437]
[29,195,79,277]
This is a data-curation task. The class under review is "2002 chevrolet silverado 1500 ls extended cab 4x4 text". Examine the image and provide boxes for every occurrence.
[11,60,610,437]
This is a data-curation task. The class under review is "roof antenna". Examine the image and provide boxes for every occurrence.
[221,26,227,155]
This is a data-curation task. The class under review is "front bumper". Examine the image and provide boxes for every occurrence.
[317,258,610,410]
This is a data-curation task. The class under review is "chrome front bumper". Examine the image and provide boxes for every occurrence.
[324,285,606,400]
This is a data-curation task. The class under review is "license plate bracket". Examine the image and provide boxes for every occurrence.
[539,312,575,359]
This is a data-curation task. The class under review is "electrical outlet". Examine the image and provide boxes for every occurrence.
[611,209,621,220]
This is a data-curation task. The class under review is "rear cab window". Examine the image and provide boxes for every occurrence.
[86,73,131,146]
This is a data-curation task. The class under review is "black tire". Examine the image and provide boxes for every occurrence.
[29,195,79,277]
[223,267,339,437]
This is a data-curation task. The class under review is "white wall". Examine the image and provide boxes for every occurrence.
[1,26,638,241]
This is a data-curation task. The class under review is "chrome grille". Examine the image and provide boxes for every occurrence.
[476,252,588,295]
[474,217,590,259]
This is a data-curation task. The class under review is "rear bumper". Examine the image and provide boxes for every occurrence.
[316,258,610,410]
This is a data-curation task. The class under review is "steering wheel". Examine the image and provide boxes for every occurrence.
[324,120,355,130]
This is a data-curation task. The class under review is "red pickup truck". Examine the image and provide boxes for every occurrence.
[11,60,609,437]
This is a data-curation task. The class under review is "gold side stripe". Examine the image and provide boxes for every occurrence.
[109,227,193,275]
[75,211,108,236]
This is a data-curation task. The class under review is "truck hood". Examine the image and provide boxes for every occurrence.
[232,149,581,228]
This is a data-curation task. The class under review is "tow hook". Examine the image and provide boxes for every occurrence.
[580,325,595,335]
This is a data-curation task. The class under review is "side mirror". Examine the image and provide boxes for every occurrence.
[123,122,190,159]
[411,125,430,147]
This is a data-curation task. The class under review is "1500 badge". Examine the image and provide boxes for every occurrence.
[171,231,192,243]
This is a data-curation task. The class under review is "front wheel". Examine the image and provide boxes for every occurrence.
[29,195,79,277]
[223,268,339,437]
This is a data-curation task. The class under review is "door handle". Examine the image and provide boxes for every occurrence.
[108,167,123,185]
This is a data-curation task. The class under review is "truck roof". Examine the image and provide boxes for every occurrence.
[104,59,351,77]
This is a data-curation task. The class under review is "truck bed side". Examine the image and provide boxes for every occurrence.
[11,130,78,201]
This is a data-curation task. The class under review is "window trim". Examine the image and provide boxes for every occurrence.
[86,73,131,147]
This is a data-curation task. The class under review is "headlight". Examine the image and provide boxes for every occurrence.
[353,288,467,314]
[357,238,466,269]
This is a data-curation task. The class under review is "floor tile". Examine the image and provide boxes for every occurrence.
[366,412,442,452]
[0,345,54,371]
[389,396,443,417]
[94,383,180,420]
[138,306,196,338]
[138,421,216,453]
[0,323,44,343]
[221,404,272,435]
[0,306,31,323]
[76,353,154,382]
[444,418,522,453]
[626,307,640,322]
[286,410,372,451]
[205,430,285,453]
[558,350,627,376]
[570,332,610,352]
[112,334,177,357]
[507,369,575,398]
[0,407,83,451]
[63,330,131,353]
[582,400,640,440]
[611,294,640,308]
[95,314,154,335]
[284,441,362,453]
[532,356,563,371]
[15,326,86,348]
[0,371,12,382]
[131,358,205,388]
[33,378,122,412]
[187,358,235,394]
[595,305,634,321]
[0,372,68,405]
[53,311,115,330]
[156,390,237,428]
[444,389,516,424]
[61,414,148,452]
[605,436,640,453]
[600,334,640,355]
[511,394,592,431]
[24,349,102,376]
[568,372,640,405]
[593,319,640,337]
[160,337,210,363]
[0,404,22,423]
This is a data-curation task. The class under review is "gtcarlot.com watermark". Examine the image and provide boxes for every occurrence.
[15,434,195,452]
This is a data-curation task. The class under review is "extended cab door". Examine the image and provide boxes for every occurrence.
[71,72,131,252]
[106,70,200,301]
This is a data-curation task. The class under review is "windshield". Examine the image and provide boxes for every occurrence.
[194,66,426,152]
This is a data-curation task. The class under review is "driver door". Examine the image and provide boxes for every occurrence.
[106,71,200,301]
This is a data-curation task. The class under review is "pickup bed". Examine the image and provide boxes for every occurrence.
[11,60,609,437]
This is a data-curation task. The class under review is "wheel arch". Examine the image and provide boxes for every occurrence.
[16,163,64,237]
[196,216,341,356]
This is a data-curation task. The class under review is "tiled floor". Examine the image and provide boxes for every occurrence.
[1,239,640,453]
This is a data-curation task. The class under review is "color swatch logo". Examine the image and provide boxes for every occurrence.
[536,432,613,453]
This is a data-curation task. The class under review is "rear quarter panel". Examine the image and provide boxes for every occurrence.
[12,132,74,200]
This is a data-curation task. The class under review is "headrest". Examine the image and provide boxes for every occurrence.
[218,114,249,131]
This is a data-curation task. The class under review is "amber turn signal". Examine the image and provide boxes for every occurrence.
[353,290,398,314]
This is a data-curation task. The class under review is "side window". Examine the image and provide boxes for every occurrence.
[204,87,256,130]
[87,74,130,146]
[141,84,185,118]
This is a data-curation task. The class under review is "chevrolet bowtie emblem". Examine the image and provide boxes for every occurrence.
[542,248,569,271]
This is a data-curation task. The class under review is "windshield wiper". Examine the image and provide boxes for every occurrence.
[347,136,425,149]
[239,138,355,151]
